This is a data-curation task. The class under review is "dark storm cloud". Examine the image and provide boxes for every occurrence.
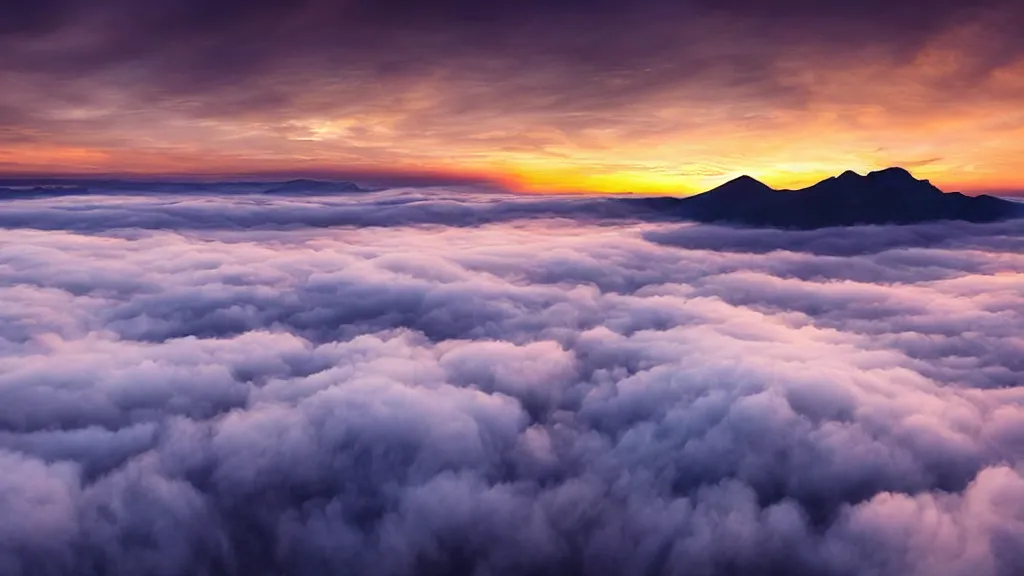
[1,189,1023,575]
[5,0,1020,69]
[1,0,1021,130]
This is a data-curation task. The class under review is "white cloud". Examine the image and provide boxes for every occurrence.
[0,190,1022,575]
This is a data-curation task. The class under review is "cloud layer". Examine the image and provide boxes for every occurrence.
[1,189,1023,575]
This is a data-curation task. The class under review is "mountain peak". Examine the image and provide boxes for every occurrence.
[661,166,1022,228]
[710,174,772,192]
[867,166,916,181]
[727,174,765,185]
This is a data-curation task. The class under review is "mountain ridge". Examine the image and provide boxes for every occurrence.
[630,167,1023,228]
[0,178,365,197]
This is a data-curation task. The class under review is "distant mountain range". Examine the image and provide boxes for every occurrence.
[1,169,1021,229]
[257,179,364,194]
[0,178,365,197]
[628,167,1023,228]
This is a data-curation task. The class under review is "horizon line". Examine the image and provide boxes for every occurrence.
[1,168,1023,198]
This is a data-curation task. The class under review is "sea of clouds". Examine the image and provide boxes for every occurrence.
[1,188,1022,576]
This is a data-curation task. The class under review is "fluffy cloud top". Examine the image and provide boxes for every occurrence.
[0,189,1022,575]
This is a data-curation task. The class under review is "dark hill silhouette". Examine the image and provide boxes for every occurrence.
[0,184,91,198]
[0,178,364,197]
[260,179,363,194]
[629,167,1022,228]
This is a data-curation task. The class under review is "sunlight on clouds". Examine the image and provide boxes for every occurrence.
[1,17,1021,194]
[0,189,1022,575]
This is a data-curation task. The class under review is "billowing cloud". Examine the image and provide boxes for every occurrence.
[0,187,1022,575]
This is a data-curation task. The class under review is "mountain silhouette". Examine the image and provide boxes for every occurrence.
[260,179,363,194]
[630,167,1022,228]
[0,178,364,197]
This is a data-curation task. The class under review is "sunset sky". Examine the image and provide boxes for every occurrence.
[2,0,1023,194]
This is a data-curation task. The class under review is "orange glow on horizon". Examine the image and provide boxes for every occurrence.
[2,149,1022,197]
[2,23,1022,197]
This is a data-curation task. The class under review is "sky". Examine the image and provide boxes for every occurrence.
[2,0,1023,194]
[1,188,1023,575]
